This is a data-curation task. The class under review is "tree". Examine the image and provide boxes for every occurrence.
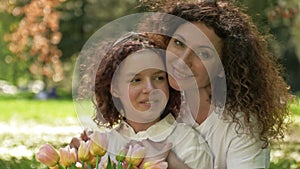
[3,0,63,89]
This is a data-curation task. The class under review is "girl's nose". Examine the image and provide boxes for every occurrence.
[142,80,155,93]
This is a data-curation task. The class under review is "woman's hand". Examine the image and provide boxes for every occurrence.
[141,139,172,164]
[167,151,190,169]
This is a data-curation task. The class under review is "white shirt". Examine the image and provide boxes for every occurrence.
[106,114,213,169]
[195,111,270,169]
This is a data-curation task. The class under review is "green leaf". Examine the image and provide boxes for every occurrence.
[106,155,112,169]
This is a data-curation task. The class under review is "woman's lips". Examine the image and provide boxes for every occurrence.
[171,65,194,80]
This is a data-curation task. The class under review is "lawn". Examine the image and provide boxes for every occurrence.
[0,97,299,169]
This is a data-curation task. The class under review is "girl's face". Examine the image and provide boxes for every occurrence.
[166,22,223,91]
[112,49,169,123]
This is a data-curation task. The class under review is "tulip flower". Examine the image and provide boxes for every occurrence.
[125,143,146,167]
[89,131,108,169]
[78,140,92,169]
[49,165,59,169]
[143,159,168,169]
[59,145,77,167]
[36,143,60,167]
[78,140,92,162]
[89,131,108,156]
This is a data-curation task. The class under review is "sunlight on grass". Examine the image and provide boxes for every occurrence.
[0,99,77,124]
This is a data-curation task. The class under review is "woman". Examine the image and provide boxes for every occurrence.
[143,1,292,168]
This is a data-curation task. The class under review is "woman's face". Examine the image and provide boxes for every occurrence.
[112,49,169,123]
[166,22,223,91]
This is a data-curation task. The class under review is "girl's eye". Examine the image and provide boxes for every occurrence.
[154,76,166,81]
[130,78,141,83]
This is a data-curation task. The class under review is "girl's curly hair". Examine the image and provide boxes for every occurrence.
[154,1,292,146]
[87,33,181,128]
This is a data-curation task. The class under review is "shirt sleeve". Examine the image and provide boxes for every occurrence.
[171,124,213,169]
[227,133,270,169]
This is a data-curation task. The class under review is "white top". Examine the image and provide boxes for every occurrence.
[195,111,270,169]
[106,114,213,169]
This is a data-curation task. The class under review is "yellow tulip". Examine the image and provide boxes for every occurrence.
[89,131,108,157]
[49,165,59,169]
[125,143,146,166]
[78,140,91,162]
[59,145,77,167]
[36,143,60,167]
[143,159,168,169]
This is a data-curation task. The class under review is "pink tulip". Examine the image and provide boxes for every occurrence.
[143,159,168,169]
[125,143,146,167]
[89,131,108,157]
[36,143,60,167]
[78,140,92,162]
[59,145,77,167]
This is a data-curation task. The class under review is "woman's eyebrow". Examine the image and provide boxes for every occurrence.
[172,34,186,43]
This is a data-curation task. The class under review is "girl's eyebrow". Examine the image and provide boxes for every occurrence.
[153,70,166,74]
[125,70,165,76]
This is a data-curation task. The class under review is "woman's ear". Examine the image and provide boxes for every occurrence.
[217,70,225,78]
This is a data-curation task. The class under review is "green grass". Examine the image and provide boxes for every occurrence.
[0,96,299,169]
[0,99,77,124]
[290,99,300,116]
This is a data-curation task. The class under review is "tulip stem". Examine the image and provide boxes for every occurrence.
[58,163,65,169]
[96,154,99,169]
[126,163,132,169]
[71,163,76,169]
[82,161,85,169]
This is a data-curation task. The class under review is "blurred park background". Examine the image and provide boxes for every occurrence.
[0,0,299,168]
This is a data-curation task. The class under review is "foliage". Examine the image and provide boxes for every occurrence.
[2,0,64,89]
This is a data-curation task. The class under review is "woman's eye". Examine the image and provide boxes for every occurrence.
[173,39,185,47]
[197,50,210,59]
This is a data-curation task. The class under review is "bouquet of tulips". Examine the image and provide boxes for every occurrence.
[36,130,168,169]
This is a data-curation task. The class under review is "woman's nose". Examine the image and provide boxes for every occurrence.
[174,48,193,68]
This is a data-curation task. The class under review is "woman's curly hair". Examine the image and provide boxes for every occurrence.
[86,33,181,128]
[154,0,292,146]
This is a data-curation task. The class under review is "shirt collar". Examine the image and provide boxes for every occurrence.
[116,114,177,142]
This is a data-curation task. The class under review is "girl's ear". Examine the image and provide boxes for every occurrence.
[110,85,120,97]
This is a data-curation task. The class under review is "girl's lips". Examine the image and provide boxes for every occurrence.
[139,100,158,110]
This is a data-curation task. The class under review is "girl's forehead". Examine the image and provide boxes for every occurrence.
[118,49,165,74]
